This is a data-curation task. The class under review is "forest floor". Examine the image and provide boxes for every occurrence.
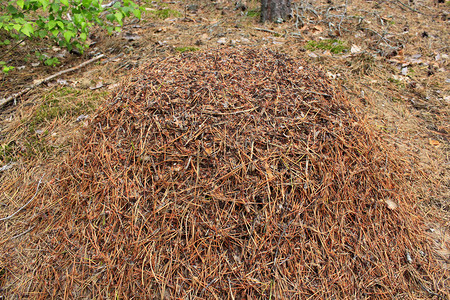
[0,0,448,297]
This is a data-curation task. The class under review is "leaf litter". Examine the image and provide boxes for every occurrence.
[0,47,448,298]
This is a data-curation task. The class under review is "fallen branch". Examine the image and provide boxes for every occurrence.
[253,27,281,35]
[101,0,121,8]
[0,54,105,109]
[0,39,26,62]
[391,0,431,16]
[11,225,36,239]
[202,106,259,116]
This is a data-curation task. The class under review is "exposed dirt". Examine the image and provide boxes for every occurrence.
[0,0,448,298]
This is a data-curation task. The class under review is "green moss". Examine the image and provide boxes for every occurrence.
[305,39,349,54]
[23,133,57,159]
[28,87,102,127]
[246,9,260,18]
[149,8,182,19]
[8,87,107,161]
[175,46,199,53]
[0,86,108,163]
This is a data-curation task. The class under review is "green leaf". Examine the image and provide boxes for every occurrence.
[47,20,56,30]
[73,14,85,25]
[21,22,34,37]
[36,18,46,28]
[38,0,49,10]
[82,0,92,7]
[84,11,93,21]
[60,0,69,6]
[44,57,60,66]
[51,2,59,12]
[37,29,47,38]
[80,32,87,41]
[63,30,73,43]
[122,6,132,15]
[133,8,141,19]
[14,17,26,25]
[7,4,18,14]
[3,65,15,74]
[57,21,64,29]
[66,22,74,31]
[114,11,123,24]
[106,13,115,22]
[17,0,25,9]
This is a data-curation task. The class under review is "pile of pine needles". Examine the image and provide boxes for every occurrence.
[1,47,447,298]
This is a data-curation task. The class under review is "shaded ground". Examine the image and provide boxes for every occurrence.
[0,0,448,298]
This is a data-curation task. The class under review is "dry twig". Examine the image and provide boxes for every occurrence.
[0,174,44,221]
[0,54,105,109]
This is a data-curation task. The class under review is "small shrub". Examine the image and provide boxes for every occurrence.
[0,0,142,73]
[0,61,14,74]
[35,51,60,67]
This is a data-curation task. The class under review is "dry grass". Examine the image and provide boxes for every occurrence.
[1,47,447,298]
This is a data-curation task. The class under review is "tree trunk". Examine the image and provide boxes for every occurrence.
[260,0,291,23]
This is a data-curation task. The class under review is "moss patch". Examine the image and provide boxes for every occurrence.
[149,8,182,19]
[175,46,199,53]
[305,39,349,54]
[28,87,102,128]
[246,9,260,18]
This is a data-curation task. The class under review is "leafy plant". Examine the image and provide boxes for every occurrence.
[0,0,142,72]
[44,56,60,66]
[0,61,14,74]
[0,39,11,46]
[35,51,60,66]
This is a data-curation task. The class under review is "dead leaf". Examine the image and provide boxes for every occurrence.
[172,164,182,172]
[385,199,398,210]
[264,162,274,180]
[351,44,362,54]
[204,147,212,155]
[429,138,440,147]
[312,26,323,33]
[90,81,104,90]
